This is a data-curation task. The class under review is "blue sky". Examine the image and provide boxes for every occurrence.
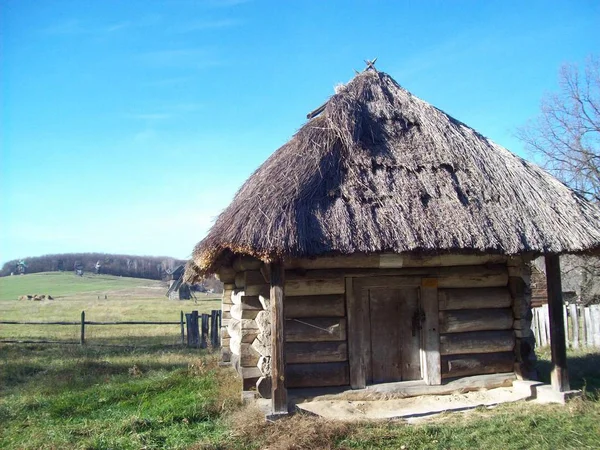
[1,0,599,264]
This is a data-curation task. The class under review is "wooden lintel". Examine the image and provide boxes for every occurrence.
[270,260,288,414]
[545,255,570,392]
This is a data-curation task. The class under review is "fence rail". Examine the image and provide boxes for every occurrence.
[0,309,221,348]
[532,304,600,348]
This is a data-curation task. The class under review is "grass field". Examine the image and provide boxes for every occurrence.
[1,272,600,449]
[0,272,220,345]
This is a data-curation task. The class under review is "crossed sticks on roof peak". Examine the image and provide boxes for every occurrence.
[354,58,378,75]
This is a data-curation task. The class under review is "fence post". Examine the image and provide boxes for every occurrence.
[180,311,185,346]
[80,311,85,345]
[186,311,199,348]
[200,314,209,349]
[210,310,220,348]
[210,310,216,348]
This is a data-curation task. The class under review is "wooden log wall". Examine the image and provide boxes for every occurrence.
[508,256,537,380]
[284,284,350,389]
[438,286,515,379]
[219,253,531,395]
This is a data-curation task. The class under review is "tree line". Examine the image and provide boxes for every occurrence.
[0,253,187,280]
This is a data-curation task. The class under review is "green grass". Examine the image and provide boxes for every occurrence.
[0,272,220,344]
[0,272,156,300]
[0,345,241,449]
[2,272,600,449]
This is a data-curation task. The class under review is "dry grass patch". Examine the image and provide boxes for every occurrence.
[225,405,354,450]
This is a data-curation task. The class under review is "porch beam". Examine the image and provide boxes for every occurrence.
[545,254,570,392]
[270,260,288,415]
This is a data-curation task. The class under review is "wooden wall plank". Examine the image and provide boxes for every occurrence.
[421,280,441,385]
[284,295,345,319]
[439,309,513,334]
[285,342,348,364]
[440,330,515,355]
[569,304,579,349]
[285,362,349,388]
[285,279,345,296]
[592,305,600,347]
[285,318,347,342]
[441,352,515,379]
[438,288,511,311]
[346,278,368,389]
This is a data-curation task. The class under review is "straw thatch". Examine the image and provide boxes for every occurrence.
[189,69,600,277]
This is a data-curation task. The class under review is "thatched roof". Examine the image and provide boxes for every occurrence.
[188,69,600,276]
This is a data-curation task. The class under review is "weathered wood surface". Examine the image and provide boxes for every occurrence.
[230,304,260,320]
[285,254,507,270]
[347,278,369,389]
[369,288,412,383]
[284,278,345,296]
[439,308,513,334]
[235,271,265,289]
[231,354,262,378]
[286,362,350,388]
[270,260,288,414]
[592,305,600,347]
[440,330,515,355]
[569,304,579,349]
[285,318,347,342]
[229,341,260,366]
[216,267,236,284]
[233,255,262,272]
[366,372,516,396]
[285,265,508,288]
[584,307,593,347]
[256,376,272,399]
[227,318,258,343]
[421,280,441,385]
[441,352,514,379]
[285,342,348,364]
[284,295,345,318]
[252,335,271,358]
[545,254,570,392]
[438,288,511,311]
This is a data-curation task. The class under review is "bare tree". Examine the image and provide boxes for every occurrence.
[519,56,600,305]
[517,56,600,203]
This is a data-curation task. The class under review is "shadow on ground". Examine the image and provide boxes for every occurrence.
[536,351,600,396]
[0,343,214,393]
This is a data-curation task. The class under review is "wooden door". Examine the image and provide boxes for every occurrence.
[347,276,423,387]
[368,286,421,383]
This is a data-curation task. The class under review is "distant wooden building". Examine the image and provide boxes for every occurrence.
[166,265,191,300]
[531,264,578,307]
[185,66,600,415]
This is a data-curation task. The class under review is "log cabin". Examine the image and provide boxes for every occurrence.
[185,65,600,415]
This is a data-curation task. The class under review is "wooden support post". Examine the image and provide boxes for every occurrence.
[80,311,85,345]
[180,311,185,346]
[270,260,288,416]
[545,255,570,392]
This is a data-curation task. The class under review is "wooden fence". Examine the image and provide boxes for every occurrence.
[532,304,600,349]
[0,309,221,348]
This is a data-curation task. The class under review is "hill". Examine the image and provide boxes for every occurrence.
[1,252,187,280]
[0,271,164,301]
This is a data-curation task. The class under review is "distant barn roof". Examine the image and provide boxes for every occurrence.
[188,69,600,276]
